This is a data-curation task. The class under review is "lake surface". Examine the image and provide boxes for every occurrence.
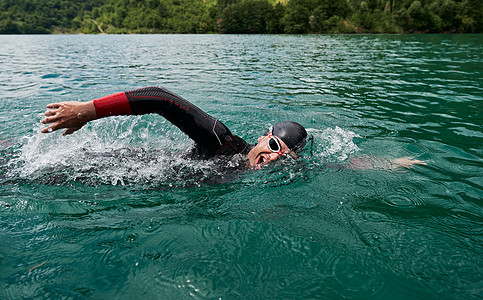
[0,34,482,299]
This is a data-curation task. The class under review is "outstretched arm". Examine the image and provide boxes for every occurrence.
[41,87,248,157]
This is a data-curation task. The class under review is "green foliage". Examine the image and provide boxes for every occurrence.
[220,0,275,33]
[0,0,481,34]
[283,0,314,33]
[0,0,108,34]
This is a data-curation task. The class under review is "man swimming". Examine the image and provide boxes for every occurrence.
[41,86,426,170]
[40,86,307,168]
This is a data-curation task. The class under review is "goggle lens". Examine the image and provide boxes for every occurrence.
[268,136,281,153]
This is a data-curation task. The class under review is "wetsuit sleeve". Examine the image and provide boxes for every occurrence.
[93,86,248,157]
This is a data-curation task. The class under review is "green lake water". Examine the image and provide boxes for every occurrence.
[0,34,482,299]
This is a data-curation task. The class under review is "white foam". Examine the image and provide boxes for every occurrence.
[11,116,217,186]
[307,126,361,162]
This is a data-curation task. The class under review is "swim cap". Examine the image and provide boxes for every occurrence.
[269,121,307,153]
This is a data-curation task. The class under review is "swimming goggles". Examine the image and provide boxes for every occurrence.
[267,126,297,159]
[267,133,283,155]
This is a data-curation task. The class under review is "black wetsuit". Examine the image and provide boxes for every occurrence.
[94,86,252,159]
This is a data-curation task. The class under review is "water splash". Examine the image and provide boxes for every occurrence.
[8,117,222,187]
[307,126,361,162]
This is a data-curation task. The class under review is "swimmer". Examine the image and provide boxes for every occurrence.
[41,86,426,169]
[40,86,306,168]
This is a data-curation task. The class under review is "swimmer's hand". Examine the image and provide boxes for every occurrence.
[392,157,427,170]
[41,101,96,136]
[348,156,427,171]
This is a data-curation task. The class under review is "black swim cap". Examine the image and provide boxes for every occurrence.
[269,121,307,153]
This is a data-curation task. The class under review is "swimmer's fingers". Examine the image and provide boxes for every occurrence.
[393,157,427,168]
[44,109,58,117]
[40,121,81,134]
[403,156,427,166]
[40,123,60,133]
[40,114,68,133]
[43,103,65,120]
[412,159,427,166]
[46,103,62,109]
[41,115,59,125]
[41,116,76,133]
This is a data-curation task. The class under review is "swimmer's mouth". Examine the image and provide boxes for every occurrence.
[256,155,266,166]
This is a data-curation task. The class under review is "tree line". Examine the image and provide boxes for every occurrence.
[1,0,481,34]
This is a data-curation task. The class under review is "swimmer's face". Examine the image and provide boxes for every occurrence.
[246,135,295,168]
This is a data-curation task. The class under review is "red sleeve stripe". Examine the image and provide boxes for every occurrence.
[93,92,133,118]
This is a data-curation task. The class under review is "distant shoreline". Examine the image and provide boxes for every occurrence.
[3,31,475,35]
[2,0,481,35]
